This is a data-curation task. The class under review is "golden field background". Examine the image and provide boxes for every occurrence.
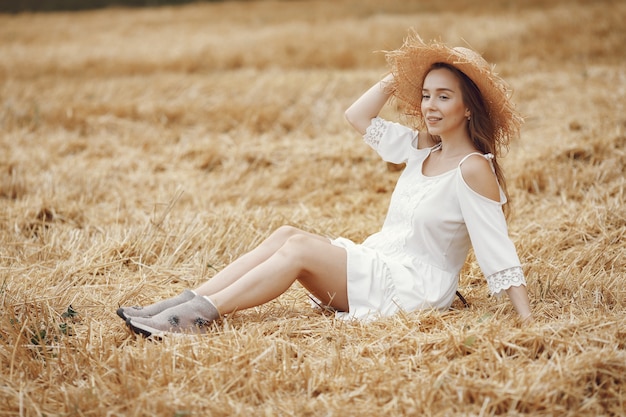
[1,0,625,415]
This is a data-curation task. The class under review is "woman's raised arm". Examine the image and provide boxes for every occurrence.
[344,73,395,135]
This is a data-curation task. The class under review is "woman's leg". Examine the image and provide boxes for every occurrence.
[126,231,349,336]
[119,226,324,321]
[194,225,330,296]
[209,232,349,314]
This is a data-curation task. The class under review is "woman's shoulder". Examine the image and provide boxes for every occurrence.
[458,153,500,202]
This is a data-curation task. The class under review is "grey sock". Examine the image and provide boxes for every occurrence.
[127,295,220,337]
[117,289,196,320]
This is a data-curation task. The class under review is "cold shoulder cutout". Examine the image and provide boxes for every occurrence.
[459,153,501,203]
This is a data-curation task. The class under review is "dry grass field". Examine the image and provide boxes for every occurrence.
[1,0,625,415]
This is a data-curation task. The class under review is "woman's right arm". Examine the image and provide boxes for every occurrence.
[344,73,395,135]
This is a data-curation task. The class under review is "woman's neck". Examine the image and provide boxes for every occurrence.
[436,134,476,158]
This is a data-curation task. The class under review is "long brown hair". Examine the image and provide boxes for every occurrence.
[427,62,511,214]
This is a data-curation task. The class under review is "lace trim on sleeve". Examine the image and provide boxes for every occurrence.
[486,266,527,297]
[363,117,387,149]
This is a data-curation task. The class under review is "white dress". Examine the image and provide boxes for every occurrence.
[329,117,527,320]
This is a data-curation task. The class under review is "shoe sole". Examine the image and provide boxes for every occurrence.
[116,308,128,321]
[125,318,190,339]
[125,318,161,338]
[126,318,210,339]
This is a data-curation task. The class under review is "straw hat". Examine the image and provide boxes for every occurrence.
[386,31,523,148]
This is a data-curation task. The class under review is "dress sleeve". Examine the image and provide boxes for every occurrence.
[362,117,418,165]
[456,166,527,296]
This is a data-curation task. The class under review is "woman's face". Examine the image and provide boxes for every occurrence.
[421,68,470,139]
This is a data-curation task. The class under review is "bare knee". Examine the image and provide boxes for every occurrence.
[263,226,329,263]
[268,225,305,245]
[275,234,316,268]
[273,225,302,237]
[251,225,307,258]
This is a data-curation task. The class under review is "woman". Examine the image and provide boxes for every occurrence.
[118,33,531,337]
